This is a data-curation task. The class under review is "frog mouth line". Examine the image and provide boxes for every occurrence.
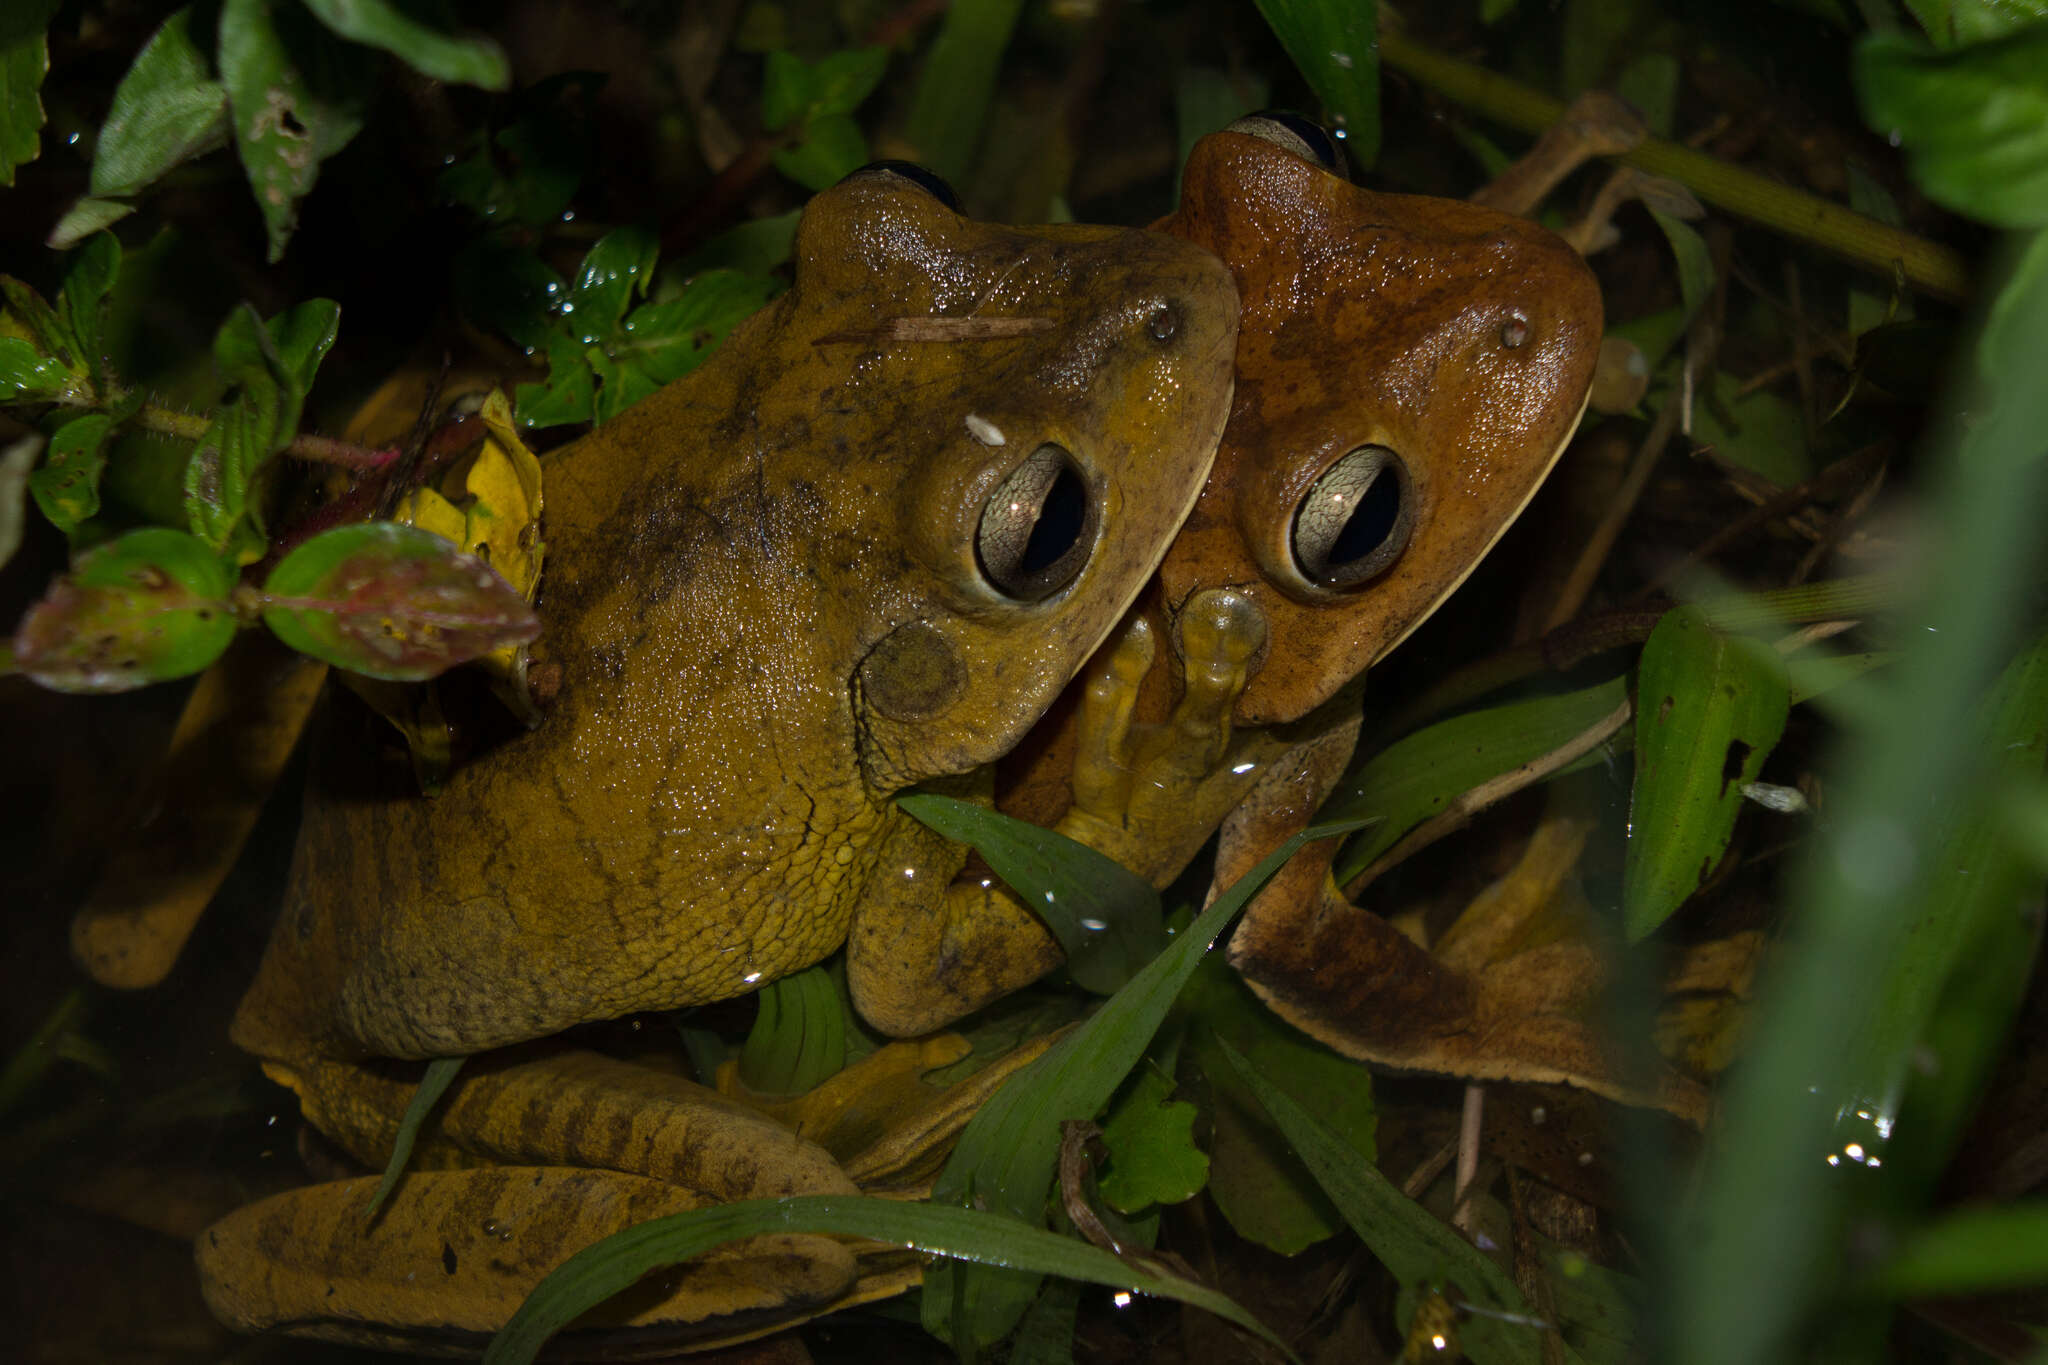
[814,316,1056,345]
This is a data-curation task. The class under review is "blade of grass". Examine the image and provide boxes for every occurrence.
[923,816,1372,1353]
[364,1055,464,1221]
[483,1194,1300,1365]
[900,0,1028,186]
[1666,231,2048,1365]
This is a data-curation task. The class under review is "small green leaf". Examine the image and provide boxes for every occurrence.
[1328,678,1630,885]
[760,49,819,132]
[806,47,890,119]
[1689,370,1812,487]
[514,335,596,428]
[1856,28,2048,228]
[0,335,75,400]
[1251,0,1380,166]
[615,269,783,387]
[218,0,373,261]
[88,5,229,199]
[2,273,80,369]
[773,111,871,191]
[299,0,509,89]
[738,965,848,1096]
[484,1195,1298,1365]
[29,413,115,531]
[1,0,65,187]
[1221,1040,1554,1365]
[46,197,137,250]
[924,816,1370,1354]
[1874,1201,2048,1295]
[263,295,341,390]
[1650,208,1715,323]
[898,792,1165,995]
[56,232,121,389]
[561,227,658,345]
[11,527,237,692]
[364,1055,465,1221]
[1624,608,1791,941]
[184,304,285,550]
[452,235,568,352]
[1904,0,2048,46]
[1096,1066,1208,1213]
[260,521,541,679]
[1186,956,1376,1254]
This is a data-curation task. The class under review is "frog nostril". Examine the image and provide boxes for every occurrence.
[1290,445,1412,590]
[1147,304,1182,344]
[976,444,1097,602]
[1500,312,1532,349]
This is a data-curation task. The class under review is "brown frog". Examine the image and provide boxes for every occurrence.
[942,118,1692,1115]
[195,163,1238,1354]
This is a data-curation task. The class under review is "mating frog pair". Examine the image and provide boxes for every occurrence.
[198,119,1605,1354]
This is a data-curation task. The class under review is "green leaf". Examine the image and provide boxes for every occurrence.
[806,47,890,119]
[0,334,75,401]
[670,210,801,278]
[738,965,848,1096]
[617,270,783,386]
[1874,1201,2048,1295]
[759,49,817,133]
[2,273,80,370]
[1856,28,2048,228]
[1251,0,1381,166]
[901,0,1029,184]
[218,0,373,261]
[1650,208,1715,323]
[1186,957,1377,1254]
[260,521,541,680]
[11,527,237,692]
[561,227,658,345]
[773,110,871,191]
[1328,678,1630,884]
[1623,608,1790,941]
[363,1055,464,1220]
[183,304,287,550]
[1220,1040,1559,1365]
[46,197,137,250]
[452,235,568,352]
[1905,0,2048,45]
[899,792,1165,995]
[923,816,1369,1354]
[1,0,64,187]
[1096,1066,1208,1213]
[29,413,115,531]
[87,6,230,199]
[56,232,121,389]
[485,1195,1297,1365]
[1688,369,1812,489]
[514,334,595,428]
[263,295,341,390]
[299,0,509,89]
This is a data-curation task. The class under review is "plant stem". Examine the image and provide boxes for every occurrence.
[1379,29,1973,302]
[117,396,396,468]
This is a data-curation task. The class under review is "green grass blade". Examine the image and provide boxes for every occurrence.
[900,0,1028,186]
[899,792,1164,993]
[483,1195,1299,1365]
[1250,0,1381,165]
[363,1055,464,1221]
[923,816,1372,1353]
[1874,1201,2048,1296]
[1219,1039,1565,1365]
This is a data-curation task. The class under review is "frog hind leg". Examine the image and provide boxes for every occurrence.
[196,1166,860,1357]
[201,1048,875,1353]
[1223,751,1711,1124]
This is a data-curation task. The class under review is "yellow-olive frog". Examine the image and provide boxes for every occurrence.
[196,163,1237,1354]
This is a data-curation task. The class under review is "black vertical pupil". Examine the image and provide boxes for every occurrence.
[1020,464,1087,576]
[1327,466,1402,567]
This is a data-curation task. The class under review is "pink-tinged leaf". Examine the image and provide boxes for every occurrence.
[260,521,540,681]
[12,528,238,693]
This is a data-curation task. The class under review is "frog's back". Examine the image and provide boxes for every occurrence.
[234,170,1240,1065]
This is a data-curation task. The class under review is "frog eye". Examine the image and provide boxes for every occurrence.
[1226,111,1345,174]
[1290,445,1411,590]
[976,444,1097,602]
[845,159,961,211]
